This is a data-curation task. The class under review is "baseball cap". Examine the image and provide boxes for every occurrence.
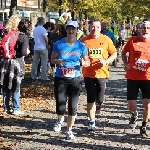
[66,20,79,28]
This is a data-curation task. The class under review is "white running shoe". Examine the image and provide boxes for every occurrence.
[12,110,24,115]
[66,130,75,140]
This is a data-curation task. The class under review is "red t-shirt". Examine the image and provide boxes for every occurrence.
[123,36,150,80]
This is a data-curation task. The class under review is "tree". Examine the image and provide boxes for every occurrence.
[44,0,150,22]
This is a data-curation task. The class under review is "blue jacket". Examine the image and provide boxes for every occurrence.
[101,30,116,43]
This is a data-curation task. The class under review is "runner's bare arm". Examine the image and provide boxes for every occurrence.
[121,50,128,66]
[106,52,117,64]
[51,52,64,66]
[81,54,90,67]
[99,52,117,67]
[121,50,130,71]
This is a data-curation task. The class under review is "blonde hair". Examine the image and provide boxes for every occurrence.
[5,15,21,32]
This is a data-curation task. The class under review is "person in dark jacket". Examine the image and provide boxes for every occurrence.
[1,16,31,115]
[132,23,141,37]
[49,23,67,75]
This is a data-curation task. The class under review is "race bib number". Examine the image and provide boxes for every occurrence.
[133,58,149,71]
[61,67,75,77]
[89,48,103,58]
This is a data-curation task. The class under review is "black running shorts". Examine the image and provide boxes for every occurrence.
[127,79,150,100]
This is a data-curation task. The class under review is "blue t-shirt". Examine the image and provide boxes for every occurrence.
[53,38,87,79]
[101,30,116,43]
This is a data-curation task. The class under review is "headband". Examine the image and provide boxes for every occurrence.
[140,21,150,27]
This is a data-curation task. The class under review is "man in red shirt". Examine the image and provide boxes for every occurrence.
[122,21,150,138]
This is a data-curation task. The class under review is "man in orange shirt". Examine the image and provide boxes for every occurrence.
[122,21,150,138]
[81,18,117,131]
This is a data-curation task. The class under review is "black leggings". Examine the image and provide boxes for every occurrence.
[54,76,81,116]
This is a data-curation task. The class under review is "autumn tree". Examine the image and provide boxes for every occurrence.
[44,0,150,22]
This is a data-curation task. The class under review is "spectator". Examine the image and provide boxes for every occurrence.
[1,16,31,115]
[31,17,49,80]
[118,24,126,48]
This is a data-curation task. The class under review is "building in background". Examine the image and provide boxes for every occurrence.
[48,12,59,20]
[0,0,40,21]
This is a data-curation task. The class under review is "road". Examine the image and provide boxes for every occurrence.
[0,54,150,150]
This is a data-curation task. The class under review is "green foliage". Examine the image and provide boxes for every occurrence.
[45,0,150,22]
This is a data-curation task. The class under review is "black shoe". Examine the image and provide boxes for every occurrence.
[129,116,137,129]
[140,126,148,138]
[96,104,101,111]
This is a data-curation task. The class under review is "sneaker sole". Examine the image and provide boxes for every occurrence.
[140,134,148,138]
[12,114,24,115]
[66,137,75,140]
[129,122,137,129]
[53,127,61,132]
[140,127,148,138]
[4,112,11,114]
[88,128,96,132]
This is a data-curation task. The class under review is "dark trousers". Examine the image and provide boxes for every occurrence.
[54,76,81,116]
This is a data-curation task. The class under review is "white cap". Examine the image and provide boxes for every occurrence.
[66,20,79,28]
[140,21,150,27]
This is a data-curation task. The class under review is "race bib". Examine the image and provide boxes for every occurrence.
[89,48,103,58]
[61,67,75,77]
[133,58,149,71]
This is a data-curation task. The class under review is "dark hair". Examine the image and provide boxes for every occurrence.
[43,22,51,30]
[18,19,32,33]
[56,24,67,37]
[37,17,45,24]
[89,18,101,26]
[50,22,56,31]
[111,20,115,24]
[142,18,149,22]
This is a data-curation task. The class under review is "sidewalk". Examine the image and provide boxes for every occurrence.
[0,56,150,150]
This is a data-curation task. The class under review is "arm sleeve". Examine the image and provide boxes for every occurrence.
[42,28,48,36]
[21,35,29,56]
[111,33,116,43]
[107,37,117,54]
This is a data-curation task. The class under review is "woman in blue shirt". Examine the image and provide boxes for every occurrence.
[51,20,89,140]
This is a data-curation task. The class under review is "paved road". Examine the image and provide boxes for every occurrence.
[0,56,150,150]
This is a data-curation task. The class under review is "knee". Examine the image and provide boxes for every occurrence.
[143,101,150,111]
[128,101,136,111]
[68,107,77,116]
[56,107,66,115]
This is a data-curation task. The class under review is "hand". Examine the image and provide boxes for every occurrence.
[57,59,64,66]
[99,59,108,67]
[80,58,85,66]
[124,64,130,71]
[27,48,30,55]
[47,45,50,49]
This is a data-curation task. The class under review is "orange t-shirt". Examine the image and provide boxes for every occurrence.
[123,36,150,80]
[81,34,116,78]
